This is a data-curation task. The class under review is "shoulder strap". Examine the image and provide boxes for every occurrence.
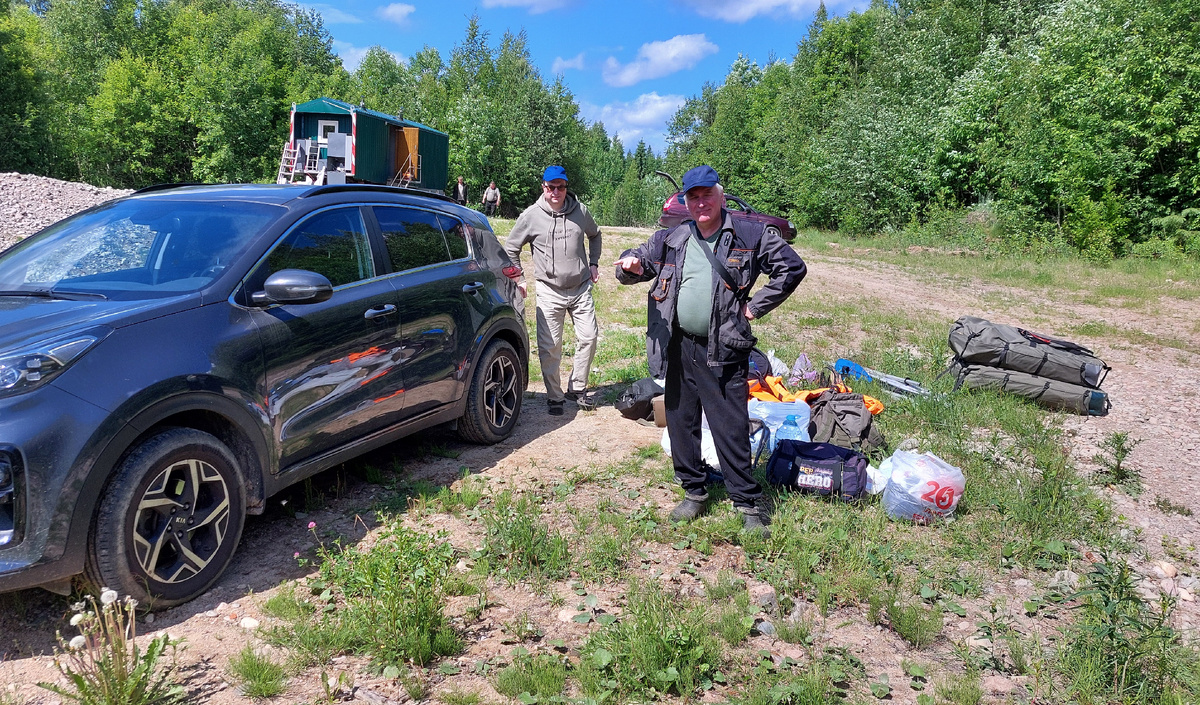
[688,222,743,297]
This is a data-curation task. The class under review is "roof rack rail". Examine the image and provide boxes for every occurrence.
[133,183,207,194]
[300,183,455,204]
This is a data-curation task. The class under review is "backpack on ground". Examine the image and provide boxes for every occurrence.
[807,391,888,457]
[765,439,869,502]
[949,361,1110,416]
[948,316,1110,388]
[615,378,664,421]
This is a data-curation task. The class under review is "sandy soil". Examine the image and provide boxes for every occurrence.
[0,185,1197,703]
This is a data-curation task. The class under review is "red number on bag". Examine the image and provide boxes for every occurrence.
[921,481,956,510]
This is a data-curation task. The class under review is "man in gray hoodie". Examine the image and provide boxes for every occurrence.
[505,166,602,416]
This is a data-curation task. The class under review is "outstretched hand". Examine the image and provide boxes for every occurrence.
[614,255,643,275]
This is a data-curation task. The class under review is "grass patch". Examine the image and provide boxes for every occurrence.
[578,581,725,699]
[265,521,461,669]
[1056,559,1200,703]
[262,584,314,623]
[228,646,288,698]
[492,651,568,700]
[480,490,572,584]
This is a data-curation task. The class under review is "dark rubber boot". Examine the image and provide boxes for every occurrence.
[740,507,772,538]
[670,493,709,523]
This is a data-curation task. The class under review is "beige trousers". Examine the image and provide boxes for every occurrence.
[535,283,598,402]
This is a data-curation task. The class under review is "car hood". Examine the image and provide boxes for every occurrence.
[0,295,201,352]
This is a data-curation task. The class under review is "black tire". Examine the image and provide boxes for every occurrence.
[764,225,782,240]
[86,428,246,608]
[458,339,524,444]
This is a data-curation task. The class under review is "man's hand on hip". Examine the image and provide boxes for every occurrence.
[614,256,643,275]
[743,304,755,320]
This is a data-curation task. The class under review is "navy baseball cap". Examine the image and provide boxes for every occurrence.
[681,165,720,192]
[542,165,568,182]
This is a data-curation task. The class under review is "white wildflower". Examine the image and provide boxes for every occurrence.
[69,613,85,626]
[70,601,85,612]
[68,635,87,650]
[100,589,118,605]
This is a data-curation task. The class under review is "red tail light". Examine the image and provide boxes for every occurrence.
[502,265,522,281]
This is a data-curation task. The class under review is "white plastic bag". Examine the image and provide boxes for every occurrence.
[660,411,769,470]
[661,413,724,470]
[881,450,965,524]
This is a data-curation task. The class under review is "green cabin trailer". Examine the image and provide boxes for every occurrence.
[283,97,449,192]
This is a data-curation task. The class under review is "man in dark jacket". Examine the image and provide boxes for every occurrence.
[615,165,806,536]
[453,176,469,206]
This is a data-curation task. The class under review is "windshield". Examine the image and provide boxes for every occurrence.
[0,198,282,300]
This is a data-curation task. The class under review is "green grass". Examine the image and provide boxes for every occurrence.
[492,651,569,700]
[262,584,314,622]
[480,490,572,584]
[264,520,461,669]
[578,581,725,699]
[228,646,288,698]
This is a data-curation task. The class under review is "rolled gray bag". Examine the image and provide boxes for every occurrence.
[949,316,1109,388]
[949,362,1109,416]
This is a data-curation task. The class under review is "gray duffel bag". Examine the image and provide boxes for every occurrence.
[949,362,1110,416]
[949,316,1110,389]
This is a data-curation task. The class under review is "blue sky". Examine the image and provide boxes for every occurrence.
[306,0,864,153]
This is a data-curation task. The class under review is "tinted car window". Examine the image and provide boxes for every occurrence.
[437,214,470,260]
[266,207,373,287]
[0,199,279,298]
[375,207,451,272]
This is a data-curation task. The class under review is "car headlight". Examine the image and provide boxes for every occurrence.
[0,334,103,398]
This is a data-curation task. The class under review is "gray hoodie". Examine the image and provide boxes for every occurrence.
[504,193,602,292]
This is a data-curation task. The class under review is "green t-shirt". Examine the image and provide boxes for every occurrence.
[676,231,717,336]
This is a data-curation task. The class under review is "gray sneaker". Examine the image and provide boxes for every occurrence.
[669,493,709,523]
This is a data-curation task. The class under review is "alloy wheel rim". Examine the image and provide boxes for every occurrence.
[132,458,231,584]
[483,354,518,429]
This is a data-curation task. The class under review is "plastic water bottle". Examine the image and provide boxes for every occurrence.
[775,415,804,449]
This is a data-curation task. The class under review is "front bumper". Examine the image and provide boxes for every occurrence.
[0,384,111,592]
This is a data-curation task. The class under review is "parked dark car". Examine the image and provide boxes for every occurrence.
[655,171,796,241]
[0,183,528,607]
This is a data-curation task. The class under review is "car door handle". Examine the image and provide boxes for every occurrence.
[462,281,485,293]
[364,304,397,320]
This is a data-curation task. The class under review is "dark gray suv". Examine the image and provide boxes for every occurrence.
[0,184,527,606]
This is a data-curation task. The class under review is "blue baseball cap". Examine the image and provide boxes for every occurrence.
[681,165,720,192]
[542,165,568,182]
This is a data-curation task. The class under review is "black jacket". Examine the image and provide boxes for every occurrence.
[615,212,806,377]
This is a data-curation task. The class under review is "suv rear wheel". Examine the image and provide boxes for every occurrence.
[458,339,524,444]
[86,428,246,607]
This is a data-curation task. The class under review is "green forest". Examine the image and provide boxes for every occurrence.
[1,0,1198,260]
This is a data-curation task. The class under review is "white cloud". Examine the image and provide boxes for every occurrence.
[551,53,585,74]
[580,92,686,150]
[480,0,560,13]
[333,41,371,71]
[377,3,415,26]
[688,0,819,23]
[307,3,362,24]
[602,34,718,87]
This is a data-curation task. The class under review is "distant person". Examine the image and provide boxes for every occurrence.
[614,165,806,536]
[453,176,468,206]
[483,181,501,216]
[505,166,602,416]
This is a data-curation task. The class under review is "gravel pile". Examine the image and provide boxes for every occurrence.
[0,172,133,250]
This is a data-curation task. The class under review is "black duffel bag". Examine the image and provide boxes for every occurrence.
[765,440,869,502]
[615,378,664,421]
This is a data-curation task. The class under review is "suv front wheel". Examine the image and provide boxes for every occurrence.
[86,428,247,607]
[458,339,524,444]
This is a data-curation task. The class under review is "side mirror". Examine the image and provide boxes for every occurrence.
[251,269,333,306]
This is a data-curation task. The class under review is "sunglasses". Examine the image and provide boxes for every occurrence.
[543,183,567,192]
